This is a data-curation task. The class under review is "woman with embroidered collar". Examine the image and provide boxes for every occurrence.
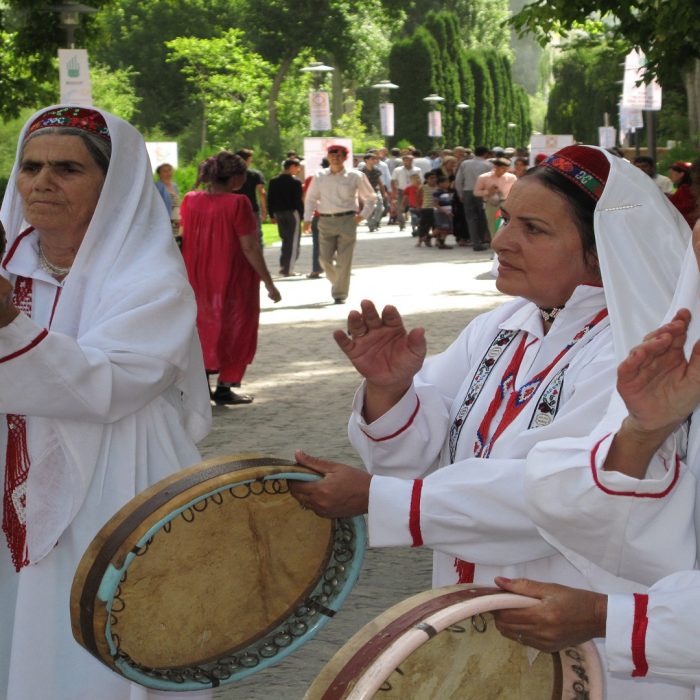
[291,145,692,698]
[0,106,211,699]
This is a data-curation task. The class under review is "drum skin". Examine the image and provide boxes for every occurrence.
[305,586,604,700]
[70,453,365,691]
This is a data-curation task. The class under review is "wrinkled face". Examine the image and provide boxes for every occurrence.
[17,134,105,241]
[492,178,600,308]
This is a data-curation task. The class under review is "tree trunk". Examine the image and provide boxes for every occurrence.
[268,53,295,151]
[683,58,700,146]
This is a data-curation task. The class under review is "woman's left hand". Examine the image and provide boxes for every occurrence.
[289,449,371,518]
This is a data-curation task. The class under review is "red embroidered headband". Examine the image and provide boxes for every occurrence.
[539,145,610,201]
[25,107,111,143]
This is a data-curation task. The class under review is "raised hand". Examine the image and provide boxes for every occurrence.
[617,308,700,435]
[333,300,427,422]
[492,577,607,653]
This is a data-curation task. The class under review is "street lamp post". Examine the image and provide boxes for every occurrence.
[370,80,399,146]
[423,93,444,149]
[301,62,335,133]
[49,2,97,49]
[507,122,517,148]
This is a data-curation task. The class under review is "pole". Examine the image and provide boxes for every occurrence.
[644,110,657,162]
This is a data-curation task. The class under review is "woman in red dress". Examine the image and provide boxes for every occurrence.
[181,152,280,405]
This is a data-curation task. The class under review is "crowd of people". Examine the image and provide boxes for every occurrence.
[3,103,700,699]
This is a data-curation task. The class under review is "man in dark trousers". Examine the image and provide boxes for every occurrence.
[268,158,304,276]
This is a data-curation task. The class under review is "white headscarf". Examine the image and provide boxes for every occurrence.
[0,105,211,561]
[586,148,691,362]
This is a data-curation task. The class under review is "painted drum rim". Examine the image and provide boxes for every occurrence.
[71,455,366,691]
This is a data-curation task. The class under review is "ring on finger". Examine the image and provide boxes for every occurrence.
[349,328,368,338]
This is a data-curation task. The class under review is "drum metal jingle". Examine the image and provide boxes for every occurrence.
[70,453,366,692]
[305,585,604,700]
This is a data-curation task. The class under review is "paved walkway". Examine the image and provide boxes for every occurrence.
[205,224,507,699]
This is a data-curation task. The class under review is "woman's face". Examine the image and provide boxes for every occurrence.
[493,178,600,308]
[17,134,105,241]
[668,168,685,184]
[158,164,173,181]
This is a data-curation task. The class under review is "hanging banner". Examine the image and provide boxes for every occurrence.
[309,91,331,131]
[598,126,616,149]
[621,50,662,111]
[619,105,644,133]
[428,110,442,138]
[379,102,394,136]
[58,49,93,106]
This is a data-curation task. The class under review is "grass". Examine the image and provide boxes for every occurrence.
[262,222,281,247]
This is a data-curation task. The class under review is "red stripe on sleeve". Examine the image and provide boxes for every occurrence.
[631,593,649,677]
[361,396,420,442]
[0,329,48,364]
[409,479,423,547]
[590,435,680,498]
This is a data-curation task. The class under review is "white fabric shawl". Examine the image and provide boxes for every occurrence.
[593,148,691,362]
[0,105,211,563]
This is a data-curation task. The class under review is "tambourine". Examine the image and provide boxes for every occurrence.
[71,454,365,692]
[306,585,603,699]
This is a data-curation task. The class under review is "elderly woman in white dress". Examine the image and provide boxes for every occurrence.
[291,145,693,698]
[0,105,211,700]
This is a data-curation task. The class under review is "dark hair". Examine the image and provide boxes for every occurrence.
[196,151,247,187]
[235,148,253,161]
[155,162,173,175]
[391,148,400,156]
[283,158,300,169]
[474,145,489,157]
[321,157,330,168]
[691,158,700,221]
[671,164,692,187]
[633,155,655,167]
[520,166,597,266]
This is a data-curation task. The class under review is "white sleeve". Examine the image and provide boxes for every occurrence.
[525,392,698,586]
[0,286,193,423]
[359,320,619,565]
[606,571,700,687]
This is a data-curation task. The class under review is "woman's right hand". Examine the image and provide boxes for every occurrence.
[265,281,281,303]
[617,308,700,436]
[333,300,426,408]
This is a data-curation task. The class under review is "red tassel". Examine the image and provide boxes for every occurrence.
[3,414,30,571]
[454,558,475,584]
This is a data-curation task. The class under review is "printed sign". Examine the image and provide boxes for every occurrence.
[379,102,395,137]
[58,49,92,106]
[309,91,332,131]
[621,50,662,111]
[145,142,179,172]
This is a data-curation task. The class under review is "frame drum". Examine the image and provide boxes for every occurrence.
[70,454,365,691]
[306,586,603,700]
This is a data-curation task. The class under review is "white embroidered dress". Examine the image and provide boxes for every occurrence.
[0,107,212,700]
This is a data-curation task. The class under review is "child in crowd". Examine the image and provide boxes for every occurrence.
[416,170,438,247]
[402,173,422,239]
[432,174,453,249]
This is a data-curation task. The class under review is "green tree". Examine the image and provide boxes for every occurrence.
[90,63,140,122]
[510,0,700,142]
[93,0,242,133]
[166,30,272,150]
[545,41,625,143]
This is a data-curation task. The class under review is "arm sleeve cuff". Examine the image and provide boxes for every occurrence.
[367,475,414,547]
[0,312,47,363]
[351,381,419,441]
[591,433,680,496]
[605,593,636,675]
